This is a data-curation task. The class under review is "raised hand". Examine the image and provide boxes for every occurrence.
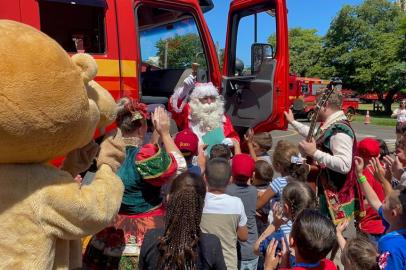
[383,155,403,180]
[244,128,254,143]
[183,74,196,93]
[152,107,170,136]
[283,109,295,123]
[369,157,387,183]
[336,218,349,235]
[354,156,365,178]
[299,138,317,157]
[264,239,282,270]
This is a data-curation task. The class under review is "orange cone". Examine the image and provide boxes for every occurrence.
[364,110,371,124]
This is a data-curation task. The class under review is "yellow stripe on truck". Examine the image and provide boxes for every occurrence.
[95,59,137,77]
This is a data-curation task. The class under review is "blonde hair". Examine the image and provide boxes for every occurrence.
[316,88,343,109]
[341,235,379,270]
[272,140,308,182]
[253,132,273,151]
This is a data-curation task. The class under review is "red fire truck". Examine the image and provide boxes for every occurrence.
[0,0,290,134]
[289,75,359,121]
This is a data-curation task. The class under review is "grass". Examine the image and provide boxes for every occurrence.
[353,102,398,126]
[352,114,396,126]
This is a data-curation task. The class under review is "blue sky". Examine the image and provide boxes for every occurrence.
[204,0,366,66]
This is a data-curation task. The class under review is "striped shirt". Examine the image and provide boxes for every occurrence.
[268,176,292,235]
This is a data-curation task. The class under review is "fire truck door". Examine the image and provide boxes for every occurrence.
[222,0,289,134]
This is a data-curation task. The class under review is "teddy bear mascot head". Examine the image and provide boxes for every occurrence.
[0,20,125,269]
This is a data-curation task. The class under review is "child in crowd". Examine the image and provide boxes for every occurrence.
[256,140,308,229]
[200,158,249,270]
[209,144,232,160]
[139,172,226,269]
[226,154,259,270]
[253,160,274,270]
[357,138,386,242]
[254,160,274,234]
[174,128,201,175]
[377,138,390,161]
[254,181,317,258]
[355,156,406,270]
[245,128,273,163]
[264,209,337,270]
[336,220,379,270]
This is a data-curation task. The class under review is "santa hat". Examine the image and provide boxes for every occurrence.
[190,82,219,100]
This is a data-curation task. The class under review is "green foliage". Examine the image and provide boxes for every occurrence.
[401,17,406,34]
[324,0,405,93]
[155,34,206,69]
[268,28,332,77]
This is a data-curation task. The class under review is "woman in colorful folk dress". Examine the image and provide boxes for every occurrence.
[83,99,186,269]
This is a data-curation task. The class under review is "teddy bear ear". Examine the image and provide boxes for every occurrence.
[71,53,98,83]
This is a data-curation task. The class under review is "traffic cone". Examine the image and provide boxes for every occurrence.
[364,110,371,124]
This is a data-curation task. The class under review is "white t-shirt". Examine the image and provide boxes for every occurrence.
[201,192,247,270]
[392,108,406,123]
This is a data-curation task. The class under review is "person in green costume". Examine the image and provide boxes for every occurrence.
[83,99,186,270]
[284,90,363,225]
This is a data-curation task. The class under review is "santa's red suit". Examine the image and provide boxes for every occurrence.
[168,78,240,144]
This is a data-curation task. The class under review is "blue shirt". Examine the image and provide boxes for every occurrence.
[377,206,406,270]
[377,206,390,232]
[187,164,201,175]
[269,176,291,235]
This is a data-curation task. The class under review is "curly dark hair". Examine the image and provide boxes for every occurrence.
[157,172,206,270]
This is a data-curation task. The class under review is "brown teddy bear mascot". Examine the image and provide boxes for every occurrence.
[0,20,125,269]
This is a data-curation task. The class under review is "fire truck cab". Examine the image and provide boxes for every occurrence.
[0,0,289,134]
[289,75,359,121]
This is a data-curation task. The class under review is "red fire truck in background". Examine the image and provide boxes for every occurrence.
[288,75,359,121]
[0,0,290,135]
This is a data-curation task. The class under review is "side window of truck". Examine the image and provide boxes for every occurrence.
[38,0,106,54]
[235,11,276,76]
[137,5,209,100]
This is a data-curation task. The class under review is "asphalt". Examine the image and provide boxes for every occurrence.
[269,121,396,153]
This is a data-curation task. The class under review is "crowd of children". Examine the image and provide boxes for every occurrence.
[77,97,406,270]
[152,120,406,270]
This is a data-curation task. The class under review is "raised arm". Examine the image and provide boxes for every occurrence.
[354,157,383,212]
[312,133,353,174]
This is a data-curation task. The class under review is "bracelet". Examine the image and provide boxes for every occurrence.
[358,175,367,184]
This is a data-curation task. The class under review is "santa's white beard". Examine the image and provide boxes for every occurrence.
[189,97,224,133]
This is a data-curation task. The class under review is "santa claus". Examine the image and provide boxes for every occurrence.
[169,75,239,146]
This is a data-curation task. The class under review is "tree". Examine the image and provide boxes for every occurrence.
[268,28,333,77]
[155,33,207,69]
[324,0,406,114]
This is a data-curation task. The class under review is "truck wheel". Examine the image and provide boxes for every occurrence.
[346,108,355,122]
[307,110,315,122]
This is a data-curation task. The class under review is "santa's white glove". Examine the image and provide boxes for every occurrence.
[182,74,196,96]
[222,138,234,147]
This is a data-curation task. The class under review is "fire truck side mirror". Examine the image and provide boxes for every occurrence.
[251,43,273,75]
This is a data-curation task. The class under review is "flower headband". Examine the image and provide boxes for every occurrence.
[122,98,149,121]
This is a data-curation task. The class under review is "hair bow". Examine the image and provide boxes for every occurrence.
[291,153,304,165]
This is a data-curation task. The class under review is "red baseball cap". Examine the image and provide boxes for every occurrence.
[174,129,199,156]
[232,154,255,178]
[358,138,380,159]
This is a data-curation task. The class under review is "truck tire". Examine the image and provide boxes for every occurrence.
[346,107,355,122]
[307,110,315,122]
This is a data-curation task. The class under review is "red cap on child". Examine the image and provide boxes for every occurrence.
[232,154,255,178]
[358,138,380,159]
[174,129,199,156]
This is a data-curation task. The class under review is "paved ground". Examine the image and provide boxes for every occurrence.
[269,120,396,153]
